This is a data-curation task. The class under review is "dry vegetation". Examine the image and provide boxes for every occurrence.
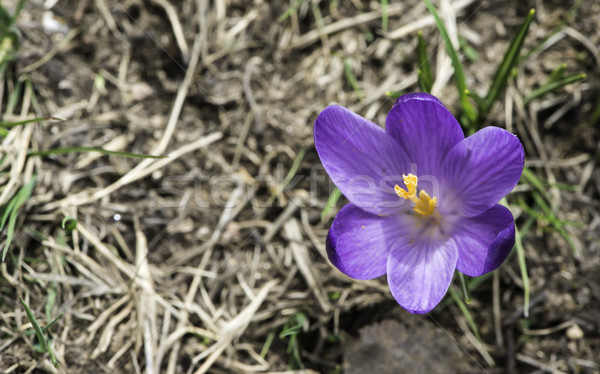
[0,0,599,373]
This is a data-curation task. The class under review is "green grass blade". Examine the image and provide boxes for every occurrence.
[280,312,306,338]
[42,312,64,332]
[329,0,339,16]
[438,271,492,310]
[520,0,582,63]
[9,0,28,25]
[28,147,165,159]
[448,286,480,341]
[278,0,303,22]
[6,77,23,115]
[381,0,389,31]
[514,226,530,317]
[268,148,306,204]
[521,167,550,201]
[457,272,471,304]
[20,297,48,352]
[483,9,535,115]
[386,90,406,99]
[0,191,19,231]
[531,192,576,251]
[516,198,579,228]
[21,296,61,369]
[47,340,59,368]
[417,31,433,93]
[519,168,578,251]
[343,57,365,101]
[2,175,36,261]
[321,187,342,221]
[547,63,567,83]
[466,90,486,114]
[45,283,58,322]
[523,73,586,106]
[260,330,276,358]
[459,35,479,62]
[0,116,58,129]
[0,4,11,25]
[422,0,477,124]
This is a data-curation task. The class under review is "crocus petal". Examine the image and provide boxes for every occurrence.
[315,105,412,215]
[442,126,524,217]
[452,204,515,277]
[327,203,413,280]
[386,93,464,177]
[387,238,458,314]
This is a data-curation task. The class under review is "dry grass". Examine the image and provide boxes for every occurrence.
[0,0,599,373]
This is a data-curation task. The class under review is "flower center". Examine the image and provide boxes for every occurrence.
[394,173,437,216]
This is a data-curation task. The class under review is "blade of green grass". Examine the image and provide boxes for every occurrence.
[46,283,58,322]
[25,312,64,336]
[20,297,47,352]
[1,175,36,261]
[457,272,471,304]
[531,192,576,251]
[268,148,306,204]
[329,0,339,17]
[42,312,63,332]
[514,226,529,317]
[549,182,577,191]
[0,116,60,129]
[381,0,389,31]
[9,0,27,25]
[417,31,433,93]
[260,330,276,358]
[483,9,535,115]
[518,168,578,251]
[519,173,579,200]
[521,0,583,63]
[459,35,479,62]
[422,0,477,125]
[521,167,551,201]
[278,0,303,22]
[448,286,480,341]
[0,4,11,26]
[386,90,406,99]
[547,63,567,83]
[523,73,586,106]
[438,271,492,310]
[516,197,580,228]
[6,76,23,115]
[343,57,365,101]
[321,187,342,221]
[28,147,165,159]
[21,297,61,367]
[47,341,59,368]
[280,312,306,338]
[280,313,306,370]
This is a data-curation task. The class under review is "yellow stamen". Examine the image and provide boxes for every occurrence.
[394,173,437,216]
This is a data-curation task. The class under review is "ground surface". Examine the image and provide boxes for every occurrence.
[1,0,599,373]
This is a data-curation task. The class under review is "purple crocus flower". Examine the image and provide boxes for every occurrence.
[314,93,524,314]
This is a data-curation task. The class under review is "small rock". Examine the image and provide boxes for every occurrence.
[566,324,584,340]
[344,319,473,374]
